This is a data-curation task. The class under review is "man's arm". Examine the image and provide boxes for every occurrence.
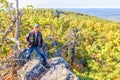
[39,32,43,50]
[26,33,30,45]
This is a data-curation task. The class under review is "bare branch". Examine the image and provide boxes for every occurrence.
[19,11,25,19]
[4,19,16,41]
[6,38,21,46]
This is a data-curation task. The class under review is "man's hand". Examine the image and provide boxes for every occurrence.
[40,47,43,51]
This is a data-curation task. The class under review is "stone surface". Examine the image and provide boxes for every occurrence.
[47,57,71,70]
[16,48,44,66]
[17,57,79,80]
[17,59,46,80]
[40,57,78,80]
[41,64,79,80]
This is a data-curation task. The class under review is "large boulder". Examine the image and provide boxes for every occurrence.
[17,59,46,80]
[41,57,78,80]
[41,64,78,80]
[16,48,44,66]
[47,57,71,70]
[17,57,79,80]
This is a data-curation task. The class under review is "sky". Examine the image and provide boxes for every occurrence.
[8,0,120,8]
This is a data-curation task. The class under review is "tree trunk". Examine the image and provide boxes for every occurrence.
[16,0,20,40]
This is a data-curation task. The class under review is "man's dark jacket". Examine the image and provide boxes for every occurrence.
[26,30,43,47]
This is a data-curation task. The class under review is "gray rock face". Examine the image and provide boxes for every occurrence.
[47,57,71,70]
[54,49,61,57]
[41,64,78,80]
[17,59,46,80]
[18,48,42,60]
[41,57,78,80]
[17,48,44,66]
[17,57,79,80]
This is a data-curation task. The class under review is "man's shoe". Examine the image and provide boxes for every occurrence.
[43,62,50,68]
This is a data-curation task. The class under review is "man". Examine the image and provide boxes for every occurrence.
[26,23,47,65]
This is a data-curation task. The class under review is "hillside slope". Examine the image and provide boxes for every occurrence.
[0,9,120,80]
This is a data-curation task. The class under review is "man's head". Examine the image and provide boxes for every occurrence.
[34,23,40,33]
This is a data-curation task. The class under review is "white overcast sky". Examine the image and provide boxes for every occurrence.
[8,0,120,8]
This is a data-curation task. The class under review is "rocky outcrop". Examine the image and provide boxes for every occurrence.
[41,64,78,80]
[17,57,79,80]
[17,59,46,80]
[0,47,79,80]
